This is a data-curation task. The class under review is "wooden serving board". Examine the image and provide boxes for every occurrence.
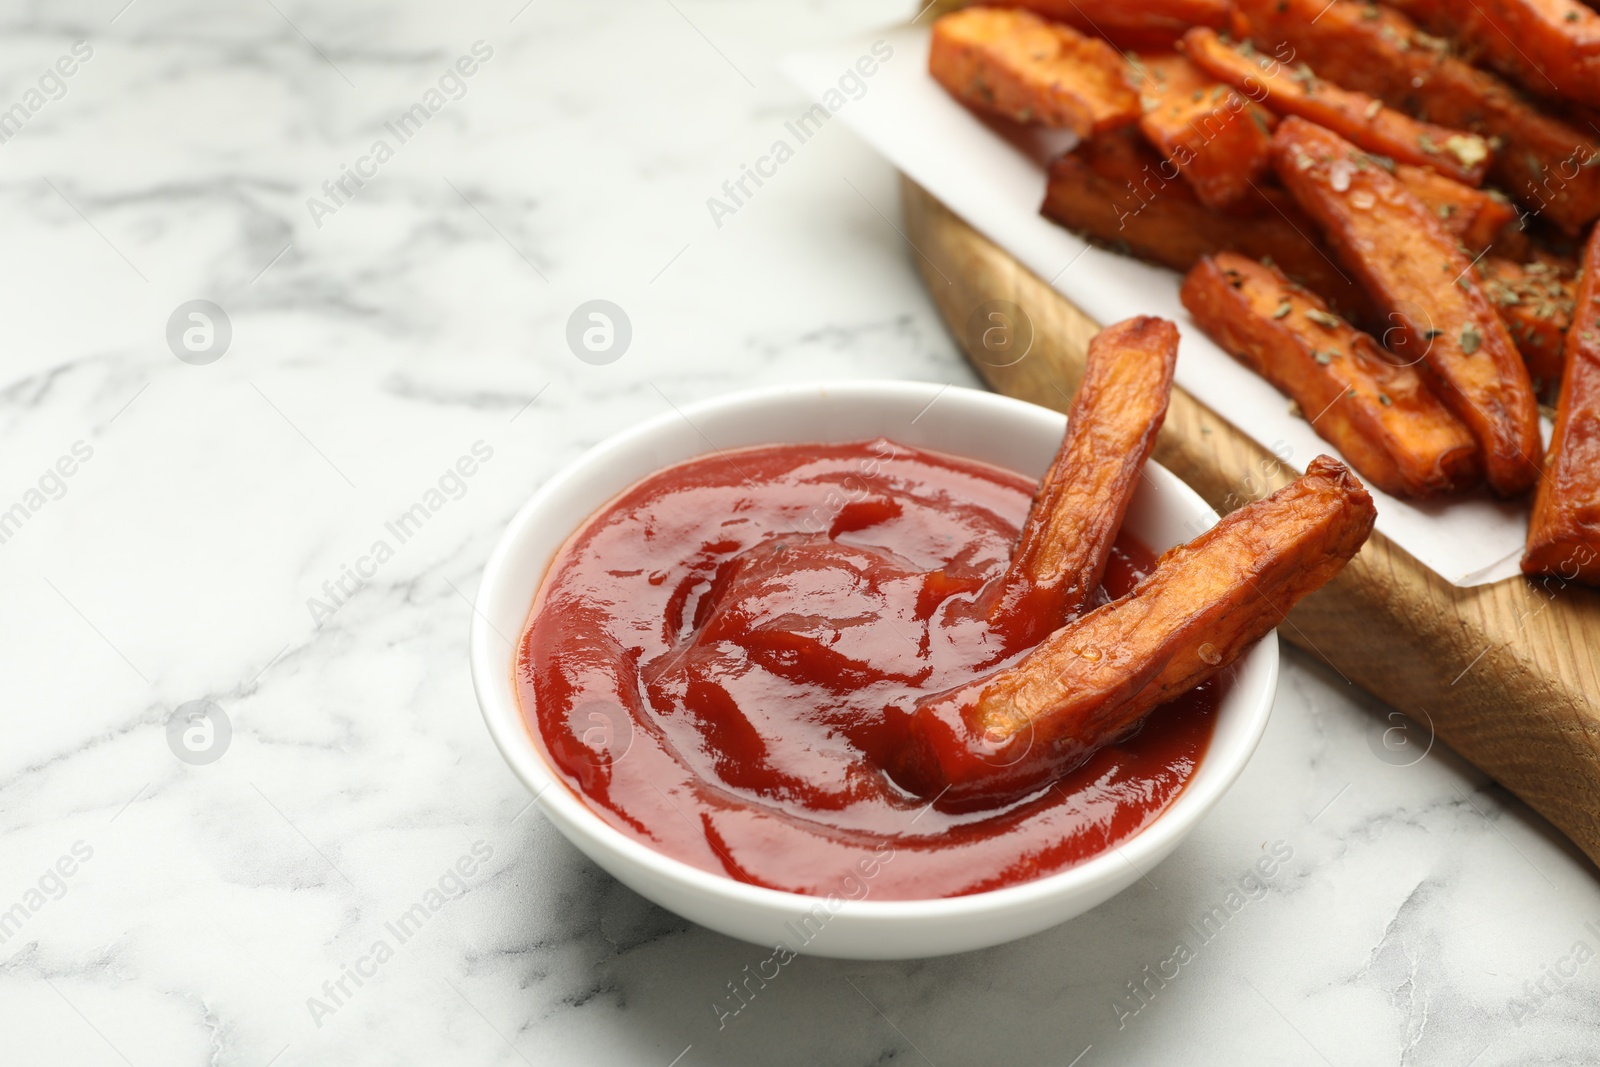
[902,177,1600,867]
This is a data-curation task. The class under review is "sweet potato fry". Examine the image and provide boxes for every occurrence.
[1182,27,1493,185]
[1271,117,1543,495]
[1385,0,1600,109]
[1231,0,1428,103]
[896,456,1376,806]
[1480,255,1576,399]
[986,0,1233,50]
[1524,225,1600,582]
[1182,253,1480,497]
[1041,129,1375,322]
[1413,61,1600,235]
[1134,52,1277,210]
[987,317,1177,645]
[1393,164,1524,257]
[1232,0,1600,232]
[929,7,1141,134]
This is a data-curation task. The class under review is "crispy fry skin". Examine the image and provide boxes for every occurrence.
[1410,60,1600,235]
[1393,164,1524,257]
[986,0,1233,49]
[1480,255,1576,399]
[1229,0,1432,103]
[1182,27,1492,185]
[929,7,1141,134]
[1524,225,1600,582]
[896,456,1376,806]
[988,317,1177,645]
[1134,53,1277,210]
[1042,129,1375,322]
[1271,117,1543,495]
[1233,0,1600,232]
[1182,253,1481,497]
[1386,0,1600,109]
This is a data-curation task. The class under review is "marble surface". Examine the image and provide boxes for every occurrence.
[1,1,1597,1064]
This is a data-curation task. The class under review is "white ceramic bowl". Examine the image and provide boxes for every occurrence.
[471,381,1278,960]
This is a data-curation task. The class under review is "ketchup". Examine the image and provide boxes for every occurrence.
[517,439,1218,899]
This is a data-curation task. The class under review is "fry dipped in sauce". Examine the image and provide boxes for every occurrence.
[519,318,1370,895]
[895,455,1376,808]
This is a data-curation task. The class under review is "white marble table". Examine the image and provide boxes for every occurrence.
[2,1,1596,1064]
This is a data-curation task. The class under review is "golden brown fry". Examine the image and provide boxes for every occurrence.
[1182,253,1481,497]
[1233,0,1600,233]
[1134,52,1277,210]
[1524,225,1600,582]
[1041,129,1376,323]
[1231,0,1427,103]
[1393,164,1524,257]
[929,7,1141,134]
[986,0,1233,50]
[988,317,1177,645]
[896,456,1376,806]
[1480,255,1576,400]
[1271,117,1543,496]
[1386,0,1600,109]
[1182,27,1493,185]
[1413,62,1600,235]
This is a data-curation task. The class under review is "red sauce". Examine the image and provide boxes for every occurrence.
[517,440,1218,899]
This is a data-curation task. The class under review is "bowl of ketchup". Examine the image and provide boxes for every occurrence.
[471,381,1277,959]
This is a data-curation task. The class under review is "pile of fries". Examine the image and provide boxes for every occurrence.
[929,0,1600,584]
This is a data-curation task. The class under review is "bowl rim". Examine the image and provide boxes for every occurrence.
[470,379,1278,919]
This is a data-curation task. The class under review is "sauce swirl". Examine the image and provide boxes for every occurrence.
[518,439,1218,898]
